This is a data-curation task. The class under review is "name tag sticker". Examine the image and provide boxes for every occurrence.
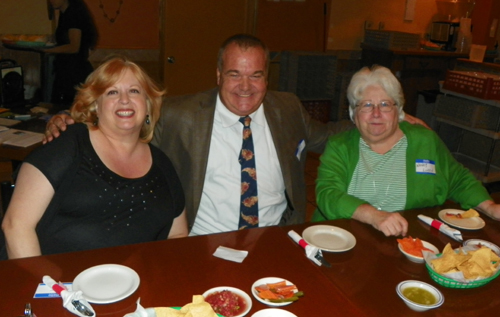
[416,159,436,175]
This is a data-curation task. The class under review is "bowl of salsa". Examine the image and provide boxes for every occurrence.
[203,286,252,317]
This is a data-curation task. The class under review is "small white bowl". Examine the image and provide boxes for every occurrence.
[203,286,252,317]
[464,239,500,256]
[396,280,444,312]
[251,308,298,317]
[398,239,439,263]
[251,277,297,307]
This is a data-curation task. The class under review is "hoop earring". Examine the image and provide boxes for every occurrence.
[145,114,150,125]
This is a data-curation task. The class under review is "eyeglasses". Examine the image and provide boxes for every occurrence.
[357,101,396,113]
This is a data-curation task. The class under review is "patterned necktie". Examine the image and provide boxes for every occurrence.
[238,115,259,229]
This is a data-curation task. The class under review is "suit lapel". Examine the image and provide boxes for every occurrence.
[191,89,218,212]
[264,95,294,204]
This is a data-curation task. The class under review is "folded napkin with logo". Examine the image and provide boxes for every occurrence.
[42,276,95,317]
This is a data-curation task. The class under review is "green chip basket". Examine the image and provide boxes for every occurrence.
[425,262,500,289]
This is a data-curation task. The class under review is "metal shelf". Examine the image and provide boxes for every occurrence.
[453,153,500,183]
[436,84,500,183]
[440,85,500,108]
[435,117,500,139]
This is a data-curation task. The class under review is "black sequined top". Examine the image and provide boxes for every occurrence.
[23,124,184,256]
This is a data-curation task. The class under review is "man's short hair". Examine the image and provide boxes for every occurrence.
[217,34,270,73]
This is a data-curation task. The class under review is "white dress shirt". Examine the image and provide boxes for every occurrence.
[190,95,287,236]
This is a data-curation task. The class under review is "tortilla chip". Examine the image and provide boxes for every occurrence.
[397,236,434,257]
[180,295,218,317]
[431,243,499,279]
[154,307,184,317]
[154,296,217,317]
[462,209,480,218]
[486,248,500,263]
[432,252,470,273]
[458,248,496,279]
[458,261,487,279]
[431,244,470,274]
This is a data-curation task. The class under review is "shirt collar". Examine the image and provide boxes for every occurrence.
[216,93,265,128]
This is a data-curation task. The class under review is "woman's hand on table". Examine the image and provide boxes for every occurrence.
[43,114,74,144]
[477,200,500,221]
[352,204,408,237]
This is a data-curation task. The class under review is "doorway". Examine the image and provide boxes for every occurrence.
[159,0,257,96]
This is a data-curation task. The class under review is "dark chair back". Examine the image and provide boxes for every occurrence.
[1,181,14,215]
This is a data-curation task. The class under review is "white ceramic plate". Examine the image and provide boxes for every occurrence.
[251,277,297,307]
[398,239,440,263]
[464,239,500,256]
[203,286,252,317]
[438,209,485,230]
[302,225,356,252]
[251,308,298,317]
[72,264,140,304]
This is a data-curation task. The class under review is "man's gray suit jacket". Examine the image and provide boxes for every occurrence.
[152,87,351,230]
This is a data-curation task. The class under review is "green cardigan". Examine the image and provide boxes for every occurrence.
[312,121,491,221]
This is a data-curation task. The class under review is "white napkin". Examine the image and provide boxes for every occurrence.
[213,246,248,263]
[288,230,322,266]
[42,276,96,317]
[123,298,156,317]
[418,214,463,242]
[304,245,322,266]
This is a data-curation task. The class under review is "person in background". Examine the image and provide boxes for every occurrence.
[1,56,187,260]
[313,65,500,237]
[44,34,427,236]
[44,0,98,107]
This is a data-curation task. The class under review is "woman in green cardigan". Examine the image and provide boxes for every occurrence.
[313,65,500,236]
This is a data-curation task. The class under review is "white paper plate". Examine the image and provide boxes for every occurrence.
[251,277,297,307]
[464,239,500,256]
[203,286,252,317]
[251,308,298,317]
[438,209,485,230]
[302,225,356,252]
[72,264,140,304]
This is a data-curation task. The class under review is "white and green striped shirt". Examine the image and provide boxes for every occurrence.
[348,136,408,211]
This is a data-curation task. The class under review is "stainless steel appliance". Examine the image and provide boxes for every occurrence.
[430,21,459,51]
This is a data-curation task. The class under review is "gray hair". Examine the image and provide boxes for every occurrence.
[347,65,405,122]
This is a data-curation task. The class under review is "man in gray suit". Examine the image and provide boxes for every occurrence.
[45,34,423,235]
[153,34,352,235]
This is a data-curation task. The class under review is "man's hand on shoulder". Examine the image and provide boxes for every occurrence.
[43,114,75,144]
[403,113,431,130]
